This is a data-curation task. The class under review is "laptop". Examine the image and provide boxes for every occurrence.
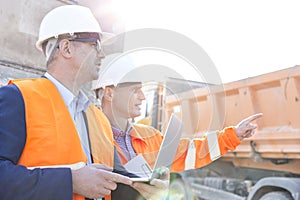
[125,113,184,182]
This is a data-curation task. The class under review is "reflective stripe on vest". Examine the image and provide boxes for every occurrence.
[206,131,221,161]
[184,140,196,170]
[27,162,86,170]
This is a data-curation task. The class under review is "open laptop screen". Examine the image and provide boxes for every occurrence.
[126,113,184,182]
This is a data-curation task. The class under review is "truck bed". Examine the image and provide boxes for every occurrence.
[163,66,300,174]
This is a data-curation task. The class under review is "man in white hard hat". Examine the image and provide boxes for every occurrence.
[0,5,133,200]
[85,56,171,200]
[92,55,262,176]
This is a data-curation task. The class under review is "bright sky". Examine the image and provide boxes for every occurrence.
[110,0,300,83]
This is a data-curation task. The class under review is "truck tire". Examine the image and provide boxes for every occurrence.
[259,191,293,200]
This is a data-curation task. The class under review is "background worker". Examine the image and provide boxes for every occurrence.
[0,5,132,200]
[89,105,170,200]
[92,55,263,173]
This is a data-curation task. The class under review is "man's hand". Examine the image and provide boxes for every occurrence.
[132,167,170,199]
[235,113,263,141]
[72,164,132,199]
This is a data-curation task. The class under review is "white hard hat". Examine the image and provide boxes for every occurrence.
[92,55,137,90]
[92,54,183,90]
[36,5,111,51]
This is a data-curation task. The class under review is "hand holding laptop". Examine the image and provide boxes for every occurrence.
[132,167,170,199]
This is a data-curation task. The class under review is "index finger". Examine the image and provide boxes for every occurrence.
[156,167,170,180]
[242,113,263,124]
[150,178,169,189]
[107,172,132,185]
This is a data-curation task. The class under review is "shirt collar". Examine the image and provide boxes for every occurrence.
[131,123,159,141]
[73,91,90,112]
[44,72,89,111]
[111,122,132,138]
[111,122,158,141]
[112,126,125,139]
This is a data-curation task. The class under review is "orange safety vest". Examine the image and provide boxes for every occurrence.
[86,105,114,200]
[86,105,114,167]
[113,122,241,172]
[10,78,114,200]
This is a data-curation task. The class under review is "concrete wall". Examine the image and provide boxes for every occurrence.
[0,0,66,72]
[0,0,124,85]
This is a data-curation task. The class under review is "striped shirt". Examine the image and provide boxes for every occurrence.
[112,124,137,161]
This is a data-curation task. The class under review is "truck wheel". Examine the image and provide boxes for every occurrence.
[259,191,293,200]
[169,179,194,200]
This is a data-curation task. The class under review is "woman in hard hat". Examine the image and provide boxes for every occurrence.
[92,55,262,173]
[0,5,134,200]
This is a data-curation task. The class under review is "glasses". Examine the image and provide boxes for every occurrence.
[69,38,102,53]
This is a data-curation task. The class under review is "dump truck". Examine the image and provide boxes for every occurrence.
[154,66,300,200]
